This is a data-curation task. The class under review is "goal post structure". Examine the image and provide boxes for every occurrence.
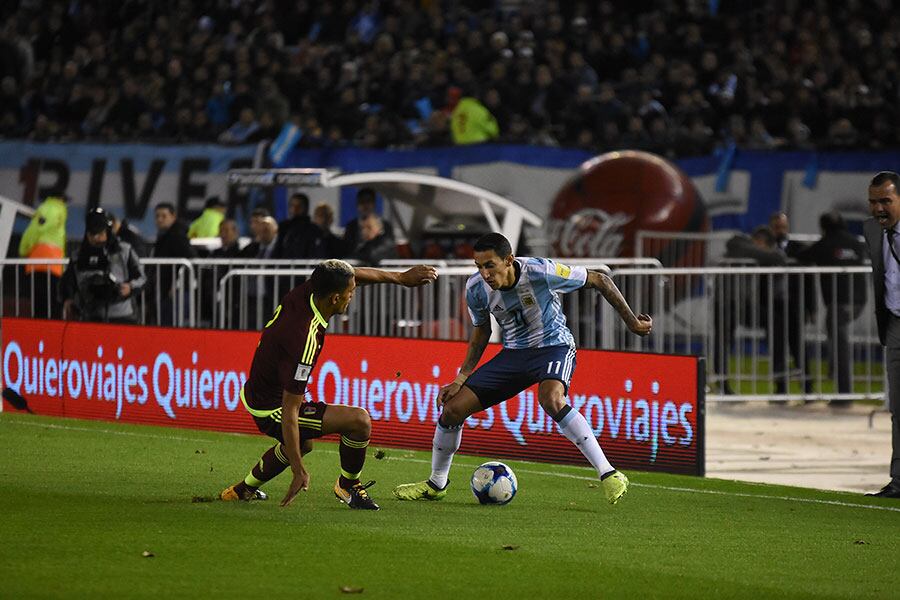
[226,168,543,253]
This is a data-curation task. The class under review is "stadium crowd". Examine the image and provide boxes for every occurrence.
[0,0,898,155]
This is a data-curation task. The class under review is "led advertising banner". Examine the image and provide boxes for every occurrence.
[1,318,704,475]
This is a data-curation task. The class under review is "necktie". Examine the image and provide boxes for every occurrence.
[887,228,900,266]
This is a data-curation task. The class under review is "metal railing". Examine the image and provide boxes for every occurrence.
[2,257,886,404]
[1,258,196,327]
[604,266,881,403]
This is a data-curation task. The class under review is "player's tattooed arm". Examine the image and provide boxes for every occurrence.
[585,270,653,337]
[354,265,438,287]
[458,322,492,377]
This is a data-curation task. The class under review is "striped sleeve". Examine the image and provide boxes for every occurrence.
[465,275,490,327]
[279,317,319,395]
[538,258,587,293]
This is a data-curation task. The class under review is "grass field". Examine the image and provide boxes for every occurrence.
[2,412,898,599]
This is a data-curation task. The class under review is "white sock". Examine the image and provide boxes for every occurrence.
[557,407,614,478]
[429,421,462,488]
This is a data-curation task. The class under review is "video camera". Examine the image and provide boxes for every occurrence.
[76,245,120,302]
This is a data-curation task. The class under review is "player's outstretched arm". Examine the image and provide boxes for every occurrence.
[585,270,652,336]
[354,265,438,287]
[280,391,310,507]
[437,321,492,407]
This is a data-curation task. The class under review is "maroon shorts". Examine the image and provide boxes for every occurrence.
[252,401,327,443]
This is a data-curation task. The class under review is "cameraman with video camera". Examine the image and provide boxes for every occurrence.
[61,208,146,324]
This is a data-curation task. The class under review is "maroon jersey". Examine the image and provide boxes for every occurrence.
[243,280,328,413]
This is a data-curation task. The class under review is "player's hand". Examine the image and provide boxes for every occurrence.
[119,283,132,298]
[399,265,438,287]
[280,469,310,507]
[629,314,653,336]
[436,382,462,409]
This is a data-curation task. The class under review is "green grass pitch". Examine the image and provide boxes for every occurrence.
[1,412,898,599]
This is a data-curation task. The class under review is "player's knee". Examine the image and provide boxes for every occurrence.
[538,392,566,416]
[300,439,313,455]
[440,401,468,426]
[352,407,372,438]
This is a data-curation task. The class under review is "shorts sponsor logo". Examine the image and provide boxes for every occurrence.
[294,363,312,381]
[491,304,504,313]
[302,404,318,416]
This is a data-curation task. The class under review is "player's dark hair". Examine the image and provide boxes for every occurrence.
[473,233,512,258]
[310,259,354,298]
[251,207,271,218]
[155,202,176,215]
[871,171,900,189]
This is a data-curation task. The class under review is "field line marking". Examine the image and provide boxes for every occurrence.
[379,455,900,514]
[0,419,215,444]
[5,418,899,513]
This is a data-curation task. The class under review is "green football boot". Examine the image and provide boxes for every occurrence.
[601,470,629,505]
[392,479,449,501]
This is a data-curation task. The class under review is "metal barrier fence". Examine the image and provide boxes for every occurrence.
[0,258,886,403]
[1,258,196,327]
[604,266,882,403]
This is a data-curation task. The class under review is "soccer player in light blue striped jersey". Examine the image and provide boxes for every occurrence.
[393,233,652,505]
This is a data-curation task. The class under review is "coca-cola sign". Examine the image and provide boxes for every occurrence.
[547,208,634,257]
[550,151,709,263]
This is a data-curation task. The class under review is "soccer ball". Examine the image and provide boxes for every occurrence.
[470,461,517,505]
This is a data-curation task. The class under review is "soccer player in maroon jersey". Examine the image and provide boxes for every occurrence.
[221,259,437,510]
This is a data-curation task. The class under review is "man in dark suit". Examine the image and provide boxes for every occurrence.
[795,211,867,405]
[152,202,197,325]
[863,170,900,499]
[273,193,325,259]
[769,211,813,396]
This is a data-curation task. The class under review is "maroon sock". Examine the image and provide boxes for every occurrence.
[235,444,291,498]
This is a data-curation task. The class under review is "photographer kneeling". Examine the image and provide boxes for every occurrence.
[61,208,146,324]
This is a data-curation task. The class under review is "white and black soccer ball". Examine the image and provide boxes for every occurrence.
[470,461,518,505]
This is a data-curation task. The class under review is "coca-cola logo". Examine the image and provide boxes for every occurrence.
[548,208,634,257]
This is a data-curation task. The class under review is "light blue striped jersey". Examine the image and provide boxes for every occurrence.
[465,257,588,349]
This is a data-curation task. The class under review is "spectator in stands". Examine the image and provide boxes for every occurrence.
[312,202,345,258]
[240,215,278,259]
[199,217,242,327]
[450,90,500,145]
[352,214,397,266]
[18,194,67,319]
[273,193,324,259]
[769,211,814,397]
[152,202,196,325]
[714,227,786,397]
[110,213,150,258]
[239,215,279,329]
[6,1,900,153]
[246,207,271,244]
[61,208,145,324]
[343,187,393,253]
[796,211,868,406]
[213,218,241,258]
[188,196,227,239]
[218,107,260,144]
